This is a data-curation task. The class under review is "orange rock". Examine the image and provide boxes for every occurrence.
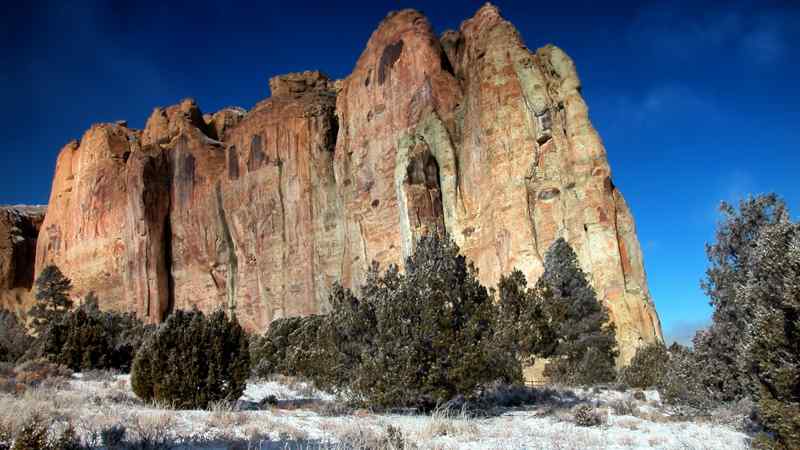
[26,3,662,362]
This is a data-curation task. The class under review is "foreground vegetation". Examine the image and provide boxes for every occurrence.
[0,369,751,449]
[0,193,797,449]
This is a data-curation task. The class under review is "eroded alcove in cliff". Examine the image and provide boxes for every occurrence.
[403,141,445,244]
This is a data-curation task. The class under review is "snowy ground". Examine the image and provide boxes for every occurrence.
[0,373,752,449]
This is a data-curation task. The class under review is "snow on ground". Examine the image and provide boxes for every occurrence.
[0,373,751,449]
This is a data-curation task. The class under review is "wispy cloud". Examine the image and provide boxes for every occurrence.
[610,83,722,128]
[628,1,796,65]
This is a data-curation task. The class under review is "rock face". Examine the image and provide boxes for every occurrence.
[0,205,46,316]
[29,3,662,362]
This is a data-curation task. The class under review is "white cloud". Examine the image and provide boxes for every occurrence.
[611,83,721,128]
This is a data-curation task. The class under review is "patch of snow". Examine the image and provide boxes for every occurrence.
[0,376,751,450]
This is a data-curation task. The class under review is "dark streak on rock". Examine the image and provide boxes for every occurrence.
[248,134,266,172]
[228,146,240,180]
[378,40,404,85]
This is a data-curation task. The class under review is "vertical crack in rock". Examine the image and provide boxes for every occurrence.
[163,214,175,318]
[228,145,240,180]
[175,138,196,206]
[215,182,237,314]
[122,148,172,323]
[276,143,288,319]
[610,188,630,292]
[524,187,544,264]
[358,220,368,267]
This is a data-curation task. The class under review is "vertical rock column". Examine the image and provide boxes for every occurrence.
[221,72,342,330]
[124,149,172,322]
[333,9,462,289]
[444,4,663,360]
[35,124,144,312]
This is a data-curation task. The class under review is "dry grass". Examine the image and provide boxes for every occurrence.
[207,400,248,428]
[333,422,409,450]
[266,418,311,442]
[609,398,637,416]
[0,373,754,450]
[614,417,641,430]
[417,405,478,440]
[127,412,178,448]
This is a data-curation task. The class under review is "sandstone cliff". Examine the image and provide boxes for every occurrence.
[0,205,46,317]
[30,3,662,361]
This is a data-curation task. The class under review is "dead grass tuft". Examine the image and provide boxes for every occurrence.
[207,400,248,429]
[417,405,478,440]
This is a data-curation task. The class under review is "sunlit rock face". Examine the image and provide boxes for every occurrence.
[30,3,662,362]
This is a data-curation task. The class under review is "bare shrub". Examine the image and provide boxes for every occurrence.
[0,414,81,450]
[335,423,412,450]
[573,404,605,427]
[316,401,353,417]
[0,419,11,450]
[127,413,176,450]
[609,398,636,416]
[81,369,118,382]
[13,359,72,388]
[11,414,49,450]
[268,420,309,442]
[419,405,477,440]
[207,401,247,429]
[100,424,126,449]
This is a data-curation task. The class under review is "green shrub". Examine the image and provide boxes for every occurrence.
[618,343,669,388]
[538,238,618,385]
[131,308,250,409]
[28,265,73,337]
[323,235,520,409]
[683,194,800,447]
[41,295,150,372]
[696,194,790,404]
[494,270,556,366]
[736,204,799,449]
[0,311,32,363]
[251,315,331,383]
[654,343,710,409]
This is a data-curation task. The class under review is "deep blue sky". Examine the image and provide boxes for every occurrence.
[3,0,798,344]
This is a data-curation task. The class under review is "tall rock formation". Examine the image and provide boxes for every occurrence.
[0,205,46,316]
[29,3,662,362]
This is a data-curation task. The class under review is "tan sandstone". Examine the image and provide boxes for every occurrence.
[28,3,661,362]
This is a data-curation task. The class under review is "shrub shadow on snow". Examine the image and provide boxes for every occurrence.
[446,383,583,417]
